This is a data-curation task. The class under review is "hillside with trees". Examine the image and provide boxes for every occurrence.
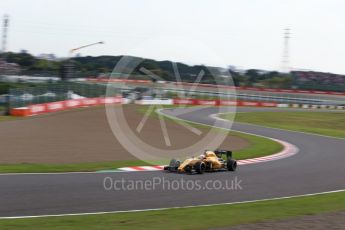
[1,51,344,91]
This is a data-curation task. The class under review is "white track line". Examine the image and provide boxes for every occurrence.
[1,189,345,220]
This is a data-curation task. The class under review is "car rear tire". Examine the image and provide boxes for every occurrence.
[195,161,206,174]
[169,159,180,171]
[227,159,237,171]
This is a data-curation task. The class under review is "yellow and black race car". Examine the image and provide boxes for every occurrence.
[164,150,237,174]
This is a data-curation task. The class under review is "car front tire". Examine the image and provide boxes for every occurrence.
[227,159,237,171]
[195,161,206,174]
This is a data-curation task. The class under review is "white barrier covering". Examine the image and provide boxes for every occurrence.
[135,99,173,105]
[302,104,310,109]
[277,104,289,108]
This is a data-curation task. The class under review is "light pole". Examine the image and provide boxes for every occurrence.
[69,41,104,57]
[61,41,104,80]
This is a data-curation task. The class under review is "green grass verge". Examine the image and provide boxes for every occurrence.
[1,191,345,229]
[164,117,282,160]
[221,112,345,139]
[0,160,146,174]
[230,132,282,159]
[0,115,17,122]
[139,106,282,160]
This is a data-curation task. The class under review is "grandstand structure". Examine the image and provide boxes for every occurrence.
[292,71,345,91]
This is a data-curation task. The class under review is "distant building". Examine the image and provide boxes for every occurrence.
[20,49,28,54]
[0,59,21,75]
[37,53,57,61]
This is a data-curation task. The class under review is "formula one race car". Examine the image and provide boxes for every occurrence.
[164,150,237,174]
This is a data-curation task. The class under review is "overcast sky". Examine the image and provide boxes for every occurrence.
[1,0,345,74]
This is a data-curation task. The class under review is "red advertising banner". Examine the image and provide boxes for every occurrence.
[10,97,123,117]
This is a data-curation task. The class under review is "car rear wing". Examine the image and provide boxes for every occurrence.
[214,150,233,159]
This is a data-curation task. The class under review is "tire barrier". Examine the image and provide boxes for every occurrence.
[10,96,123,117]
[278,103,345,110]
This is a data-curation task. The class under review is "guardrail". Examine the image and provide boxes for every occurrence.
[87,78,345,96]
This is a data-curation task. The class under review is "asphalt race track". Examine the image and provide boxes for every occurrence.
[1,107,345,218]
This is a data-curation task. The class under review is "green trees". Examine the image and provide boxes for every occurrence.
[242,69,293,88]
[0,52,294,89]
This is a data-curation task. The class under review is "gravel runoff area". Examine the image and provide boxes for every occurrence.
[214,210,345,230]
[0,105,249,164]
